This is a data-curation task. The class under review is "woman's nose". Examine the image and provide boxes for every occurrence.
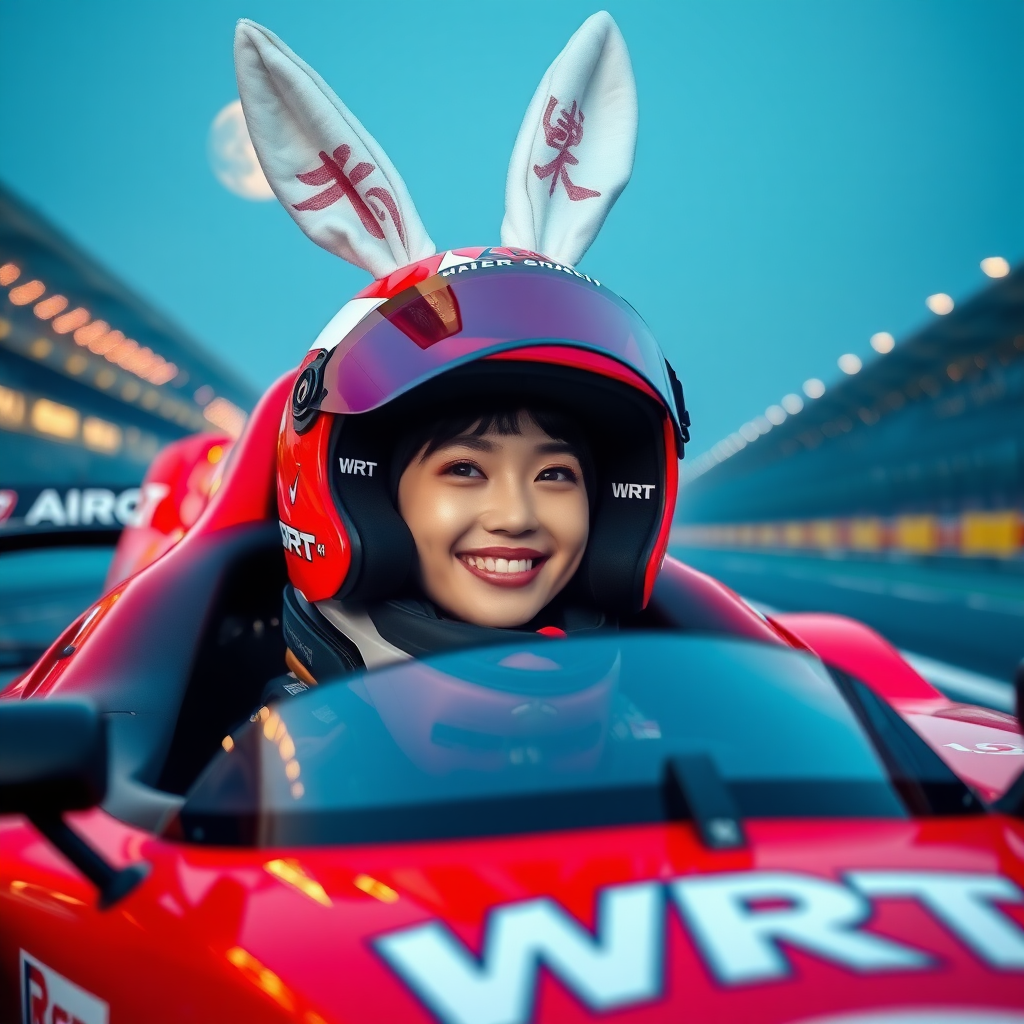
[482,474,539,535]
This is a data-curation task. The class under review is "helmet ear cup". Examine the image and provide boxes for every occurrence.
[577,394,665,614]
[329,414,416,603]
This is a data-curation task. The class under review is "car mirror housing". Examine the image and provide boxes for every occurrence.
[0,699,106,814]
[0,699,149,908]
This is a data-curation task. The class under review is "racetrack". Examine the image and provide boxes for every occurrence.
[671,545,1024,687]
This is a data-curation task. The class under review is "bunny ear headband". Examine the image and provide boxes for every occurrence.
[234,12,637,278]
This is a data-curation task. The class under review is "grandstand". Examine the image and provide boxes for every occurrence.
[676,264,1024,562]
[0,182,257,541]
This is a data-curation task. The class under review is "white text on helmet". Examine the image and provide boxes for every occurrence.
[279,519,318,561]
[612,483,656,499]
[339,458,378,477]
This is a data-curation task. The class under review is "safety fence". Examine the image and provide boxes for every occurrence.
[673,510,1024,560]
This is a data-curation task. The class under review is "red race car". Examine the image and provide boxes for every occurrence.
[1,369,1024,1024]
[4,12,1024,1023]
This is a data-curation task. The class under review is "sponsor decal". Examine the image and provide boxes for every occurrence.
[338,458,378,477]
[279,520,324,561]
[612,483,656,499]
[20,950,108,1024]
[288,469,300,505]
[132,482,171,529]
[0,487,143,530]
[438,255,600,288]
[0,489,16,523]
[944,742,1024,756]
[374,870,1024,1024]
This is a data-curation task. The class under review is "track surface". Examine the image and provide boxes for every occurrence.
[672,546,1024,684]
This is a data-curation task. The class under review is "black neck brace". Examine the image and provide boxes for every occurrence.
[282,585,611,682]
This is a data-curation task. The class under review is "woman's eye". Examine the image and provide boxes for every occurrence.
[445,461,484,478]
[537,466,578,483]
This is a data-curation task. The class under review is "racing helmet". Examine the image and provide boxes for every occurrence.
[277,249,689,615]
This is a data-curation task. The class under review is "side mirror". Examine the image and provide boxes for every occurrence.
[0,699,106,814]
[0,700,148,907]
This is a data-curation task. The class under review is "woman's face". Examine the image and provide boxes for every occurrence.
[397,414,589,628]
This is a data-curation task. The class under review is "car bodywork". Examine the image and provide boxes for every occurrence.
[2,373,1023,1024]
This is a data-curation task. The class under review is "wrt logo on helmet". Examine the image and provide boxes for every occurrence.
[612,483,656,499]
[279,520,323,561]
[338,458,378,477]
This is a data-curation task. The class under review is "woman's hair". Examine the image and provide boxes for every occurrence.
[390,405,596,502]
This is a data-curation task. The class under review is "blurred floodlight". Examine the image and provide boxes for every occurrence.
[754,415,772,435]
[729,432,747,449]
[980,256,1010,279]
[926,293,954,315]
[802,378,825,399]
[765,404,787,425]
[870,332,895,354]
[739,422,760,442]
[781,393,804,415]
[838,353,862,375]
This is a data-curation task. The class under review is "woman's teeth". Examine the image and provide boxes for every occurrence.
[464,555,534,574]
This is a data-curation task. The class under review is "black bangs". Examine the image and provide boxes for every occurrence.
[390,406,597,505]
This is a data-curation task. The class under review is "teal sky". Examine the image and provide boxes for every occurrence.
[2,0,1022,459]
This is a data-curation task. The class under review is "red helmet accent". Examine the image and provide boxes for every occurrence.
[277,352,352,601]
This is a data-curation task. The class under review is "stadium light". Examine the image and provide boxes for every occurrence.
[803,378,825,399]
[765,404,787,425]
[926,293,954,315]
[781,393,804,414]
[870,332,895,354]
[838,353,862,374]
[980,256,1010,278]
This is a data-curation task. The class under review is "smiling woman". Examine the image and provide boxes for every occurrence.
[397,408,592,628]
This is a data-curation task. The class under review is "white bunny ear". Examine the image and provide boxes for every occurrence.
[234,20,435,279]
[501,12,637,267]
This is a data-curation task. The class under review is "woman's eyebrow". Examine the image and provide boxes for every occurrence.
[536,440,577,456]
[433,435,497,455]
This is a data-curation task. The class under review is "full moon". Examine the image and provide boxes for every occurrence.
[208,99,274,201]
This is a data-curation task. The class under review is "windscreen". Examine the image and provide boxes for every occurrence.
[176,634,908,846]
[316,264,677,417]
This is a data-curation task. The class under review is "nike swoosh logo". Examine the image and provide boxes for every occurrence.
[289,470,299,505]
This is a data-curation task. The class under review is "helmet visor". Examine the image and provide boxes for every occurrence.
[315,264,677,422]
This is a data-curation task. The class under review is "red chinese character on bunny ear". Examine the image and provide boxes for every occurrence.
[501,12,638,268]
[233,20,436,279]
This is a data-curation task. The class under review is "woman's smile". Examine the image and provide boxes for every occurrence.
[456,546,548,587]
